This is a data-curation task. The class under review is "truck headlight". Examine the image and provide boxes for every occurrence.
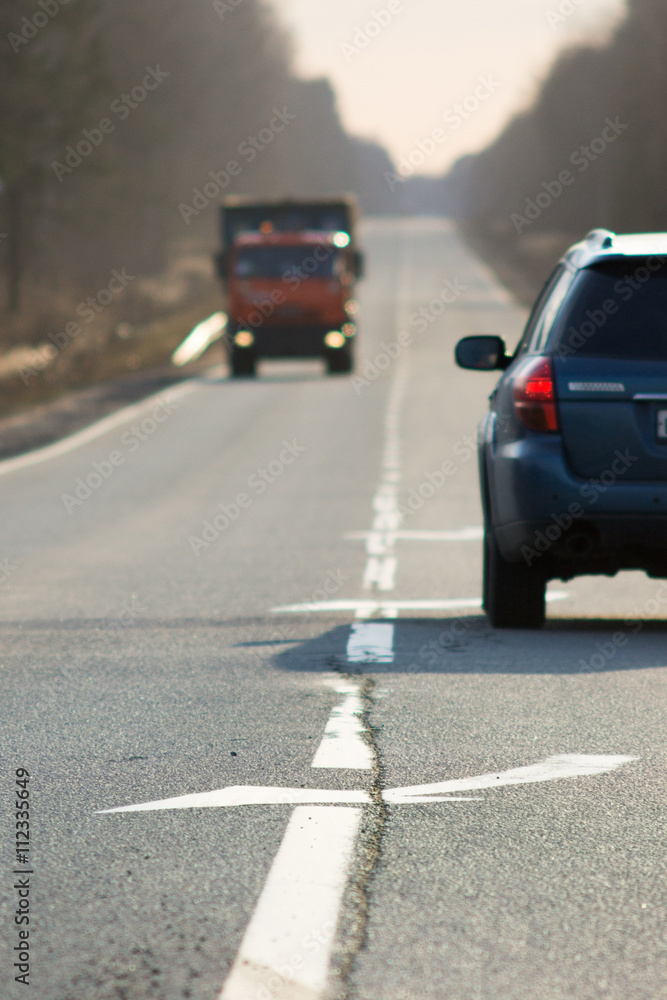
[234,330,254,348]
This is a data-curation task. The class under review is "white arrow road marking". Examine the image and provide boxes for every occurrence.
[383,754,638,803]
[311,679,374,769]
[97,755,635,814]
[218,807,360,1000]
[99,787,372,813]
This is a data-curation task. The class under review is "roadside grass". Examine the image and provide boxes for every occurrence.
[0,282,225,419]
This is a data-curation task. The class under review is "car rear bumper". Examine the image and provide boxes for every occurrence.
[488,437,667,575]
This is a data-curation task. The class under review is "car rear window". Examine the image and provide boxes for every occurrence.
[551,257,667,359]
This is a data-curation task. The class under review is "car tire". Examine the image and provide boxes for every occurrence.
[230,348,256,378]
[483,527,546,629]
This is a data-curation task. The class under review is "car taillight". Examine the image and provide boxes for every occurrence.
[513,356,559,432]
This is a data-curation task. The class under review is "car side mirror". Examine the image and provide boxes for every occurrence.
[455,335,510,371]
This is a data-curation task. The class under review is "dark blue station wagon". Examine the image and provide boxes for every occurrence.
[456,230,667,628]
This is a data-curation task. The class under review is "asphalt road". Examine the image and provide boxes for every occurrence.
[1,218,665,1000]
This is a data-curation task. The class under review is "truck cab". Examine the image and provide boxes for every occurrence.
[215,198,363,377]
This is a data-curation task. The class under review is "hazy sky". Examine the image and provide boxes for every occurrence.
[274,0,627,175]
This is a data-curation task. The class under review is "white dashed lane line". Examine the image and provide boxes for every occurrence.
[359,366,407,604]
[346,622,395,665]
[311,677,374,770]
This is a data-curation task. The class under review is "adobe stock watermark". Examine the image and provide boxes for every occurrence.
[396,428,487,520]
[61,396,180,514]
[556,256,667,358]
[0,556,18,586]
[51,66,170,181]
[189,440,306,554]
[20,268,136,383]
[405,616,478,673]
[579,582,667,674]
[340,2,403,62]
[8,0,72,53]
[511,116,629,234]
[231,568,348,677]
[45,595,147,693]
[351,276,467,394]
[521,448,638,566]
[179,108,296,225]
[546,0,588,28]
[226,242,340,336]
[385,76,501,191]
[213,0,245,20]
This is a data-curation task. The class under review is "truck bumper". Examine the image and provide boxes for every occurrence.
[231,325,353,359]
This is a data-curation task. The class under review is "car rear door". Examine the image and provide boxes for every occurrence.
[550,258,667,482]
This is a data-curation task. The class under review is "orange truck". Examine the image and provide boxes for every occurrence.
[215,197,364,377]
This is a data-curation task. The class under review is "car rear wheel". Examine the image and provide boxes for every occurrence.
[483,527,546,629]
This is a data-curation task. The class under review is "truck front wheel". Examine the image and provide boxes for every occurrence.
[325,344,353,375]
[230,347,256,378]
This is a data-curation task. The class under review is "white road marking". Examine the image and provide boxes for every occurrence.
[383,754,638,803]
[273,598,481,615]
[311,679,374,769]
[172,312,227,366]
[97,755,636,814]
[99,787,371,812]
[359,367,408,600]
[217,807,361,1000]
[0,379,201,478]
[347,527,484,543]
[272,592,569,617]
[363,556,397,591]
[346,622,395,664]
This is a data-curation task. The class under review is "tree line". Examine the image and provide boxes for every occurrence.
[0,0,394,320]
[455,0,667,293]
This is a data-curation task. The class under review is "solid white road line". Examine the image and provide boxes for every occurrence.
[272,598,482,615]
[311,679,374,770]
[217,807,361,1000]
[272,592,569,617]
[0,379,200,478]
[346,622,395,664]
[347,527,484,543]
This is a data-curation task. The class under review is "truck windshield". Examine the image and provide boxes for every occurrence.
[235,246,340,279]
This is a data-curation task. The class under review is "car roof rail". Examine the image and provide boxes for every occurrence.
[585,228,615,249]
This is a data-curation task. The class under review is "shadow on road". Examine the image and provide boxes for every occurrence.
[271,614,667,675]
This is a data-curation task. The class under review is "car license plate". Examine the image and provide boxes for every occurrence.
[657,410,667,440]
